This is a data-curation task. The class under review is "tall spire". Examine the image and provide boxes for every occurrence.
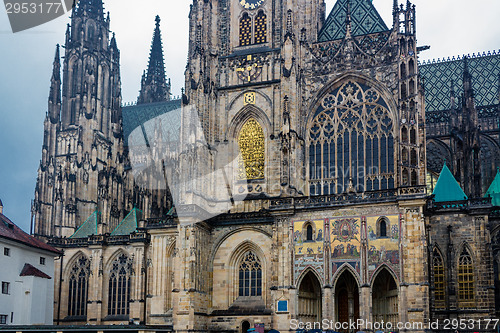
[48,44,61,124]
[138,15,171,105]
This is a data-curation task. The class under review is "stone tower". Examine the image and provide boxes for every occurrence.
[138,15,171,104]
[32,0,131,239]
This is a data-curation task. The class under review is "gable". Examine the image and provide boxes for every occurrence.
[318,0,389,42]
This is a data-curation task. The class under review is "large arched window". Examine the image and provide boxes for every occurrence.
[433,248,446,309]
[108,254,133,316]
[254,11,267,44]
[239,13,252,46]
[458,248,475,308]
[238,118,265,180]
[68,254,90,317]
[309,81,395,195]
[238,251,262,297]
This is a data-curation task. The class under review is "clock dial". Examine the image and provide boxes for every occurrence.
[240,0,265,10]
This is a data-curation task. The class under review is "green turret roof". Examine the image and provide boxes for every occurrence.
[111,208,142,236]
[318,0,389,42]
[432,163,468,202]
[485,169,500,206]
[70,211,99,238]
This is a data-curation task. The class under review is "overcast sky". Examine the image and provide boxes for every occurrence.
[0,0,499,232]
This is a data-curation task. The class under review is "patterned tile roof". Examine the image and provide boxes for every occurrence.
[70,211,99,239]
[432,163,468,202]
[420,51,500,112]
[0,213,60,254]
[20,263,51,279]
[122,99,182,147]
[111,208,141,236]
[318,0,389,42]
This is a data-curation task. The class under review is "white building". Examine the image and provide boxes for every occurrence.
[0,199,60,325]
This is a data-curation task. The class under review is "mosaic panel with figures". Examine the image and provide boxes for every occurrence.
[331,217,361,276]
[366,215,400,279]
[293,220,325,283]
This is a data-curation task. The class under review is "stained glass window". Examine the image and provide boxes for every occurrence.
[308,81,395,195]
[68,255,90,317]
[238,251,262,297]
[238,119,265,180]
[239,13,252,46]
[433,249,446,309]
[458,248,475,308]
[254,11,267,44]
[108,254,133,316]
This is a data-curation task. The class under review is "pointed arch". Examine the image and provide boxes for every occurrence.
[432,246,446,309]
[254,10,267,44]
[457,244,475,308]
[239,12,252,46]
[297,268,322,324]
[228,240,267,304]
[105,250,134,317]
[65,251,91,318]
[227,104,271,139]
[371,266,399,325]
[307,76,397,195]
[333,265,360,324]
[332,263,361,290]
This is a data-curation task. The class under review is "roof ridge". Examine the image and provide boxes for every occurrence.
[420,49,500,66]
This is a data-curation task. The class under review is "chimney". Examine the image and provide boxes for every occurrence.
[0,199,3,214]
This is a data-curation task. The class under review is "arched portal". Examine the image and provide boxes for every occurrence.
[335,269,359,330]
[298,271,322,324]
[372,268,399,325]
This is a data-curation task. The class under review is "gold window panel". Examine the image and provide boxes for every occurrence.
[254,11,267,44]
[239,13,252,46]
[238,119,265,180]
[458,249,475,308]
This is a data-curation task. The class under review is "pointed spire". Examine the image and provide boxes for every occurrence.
[48,44,61,124]
[345,0,352,37]
[137,15,170,105]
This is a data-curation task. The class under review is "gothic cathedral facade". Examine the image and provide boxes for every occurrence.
[32,0,500,332]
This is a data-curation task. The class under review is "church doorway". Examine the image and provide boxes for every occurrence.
[372,268,399,325]
[334,269,359,332]
[241,320,250,333]
[298,271,322,325]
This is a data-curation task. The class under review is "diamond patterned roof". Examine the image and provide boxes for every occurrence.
[70,211,99,239]
[318,0,389,42]
[432,163,468,202]
[122,99,182,147]
[420,52,500,112]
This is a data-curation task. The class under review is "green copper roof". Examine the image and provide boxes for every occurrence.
[70,211,99,238]
[420,52,500,112]
[111,208,142,236]
[318,0,389,42]
[432,163,468,202]
[486,169,500,206]
[122,99,182,147]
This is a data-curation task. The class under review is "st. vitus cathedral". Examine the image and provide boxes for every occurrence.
[32,0,500,332]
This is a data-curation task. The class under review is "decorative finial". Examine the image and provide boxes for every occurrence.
[155,15,161,27]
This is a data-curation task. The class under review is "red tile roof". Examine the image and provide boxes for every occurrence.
[0,213,60,254]
[20,263,52,279]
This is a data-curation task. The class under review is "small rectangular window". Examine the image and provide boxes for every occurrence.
[3,248,9,256]
[1,282,9,295]
[0,315,7,324]
[40,257,46,265]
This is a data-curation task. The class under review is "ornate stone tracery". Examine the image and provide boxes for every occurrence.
[308,80,395,195]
